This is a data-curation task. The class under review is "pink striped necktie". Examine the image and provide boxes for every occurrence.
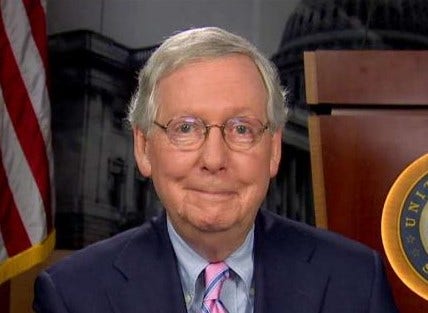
[202,262,230,313]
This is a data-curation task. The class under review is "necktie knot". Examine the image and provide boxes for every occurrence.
[202,262,229,312]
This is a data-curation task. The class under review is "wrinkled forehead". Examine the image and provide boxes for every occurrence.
[155,54,267,101]
[159,52,263,83]
[159,54,265,93]
[153,54,268,122]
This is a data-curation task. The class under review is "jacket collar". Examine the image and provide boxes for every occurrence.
[253,210,329,313]
[107,210,328,313]
[107,212,187,313]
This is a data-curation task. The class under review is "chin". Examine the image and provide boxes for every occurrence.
[195,220,233,233]
[190,212,238,233]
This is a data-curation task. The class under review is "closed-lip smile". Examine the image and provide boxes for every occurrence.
[188,187,236,199]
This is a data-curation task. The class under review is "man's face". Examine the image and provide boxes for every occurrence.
[134,54,281,241]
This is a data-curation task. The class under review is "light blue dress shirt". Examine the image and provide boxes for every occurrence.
[167,219,254,313]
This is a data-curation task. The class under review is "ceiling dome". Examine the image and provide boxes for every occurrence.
[280,0,428,50]
[268,0,428,234]
[272,0,428,110]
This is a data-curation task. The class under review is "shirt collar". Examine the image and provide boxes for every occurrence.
[224,226,254,290]
[167,219,207,298]
[167,217,254,294]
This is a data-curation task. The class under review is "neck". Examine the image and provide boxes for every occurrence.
[172,222,253,262]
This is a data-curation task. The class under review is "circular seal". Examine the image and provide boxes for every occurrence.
[382,153,428,300]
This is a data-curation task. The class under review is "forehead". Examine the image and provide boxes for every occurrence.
[155,54,267,119]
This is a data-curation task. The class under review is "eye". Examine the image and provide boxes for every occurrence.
[234,124,251,135]
[228,119,255,136]
[224,117,265,146]
[168,117,203,135]
[178,122,194,133]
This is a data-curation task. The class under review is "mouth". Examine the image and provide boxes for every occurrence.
[187,188,236,200]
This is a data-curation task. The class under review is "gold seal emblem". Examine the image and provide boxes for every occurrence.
[382,154,428,300]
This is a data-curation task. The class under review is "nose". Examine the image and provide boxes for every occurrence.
[199,126,228,173]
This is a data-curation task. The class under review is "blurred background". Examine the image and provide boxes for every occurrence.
[48,0,304,249]
[46,0,428,250]
[2,1,428,312]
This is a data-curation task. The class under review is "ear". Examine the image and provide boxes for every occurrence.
[133,127,152,177]
[269,129,282,178]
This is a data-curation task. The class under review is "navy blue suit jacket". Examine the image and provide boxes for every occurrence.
[34,210,398,313]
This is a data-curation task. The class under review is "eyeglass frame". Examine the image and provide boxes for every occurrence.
[152,115,271,151]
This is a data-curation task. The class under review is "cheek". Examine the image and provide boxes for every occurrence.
[151,155,180,177]
[148,139,194,176]
[238,147,273,179]
[237,149,275,201]
[148,147,197,195]
[230,152,272,197]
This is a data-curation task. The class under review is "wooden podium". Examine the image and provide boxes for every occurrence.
[304,50,428,312]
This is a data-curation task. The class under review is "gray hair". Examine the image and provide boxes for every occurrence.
[127,27,287,133]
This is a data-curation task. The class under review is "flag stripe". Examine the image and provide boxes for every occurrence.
[22,0,49,73]
[1,1,54,229]
[2,0,51,142]
[0,4,53,232]
[1,0,52,149]
[0,0,54,286]
[0,233,7,261]
[0,89,47,247]
[0,158,32,257]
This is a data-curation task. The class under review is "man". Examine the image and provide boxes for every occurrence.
[34,27,398,313]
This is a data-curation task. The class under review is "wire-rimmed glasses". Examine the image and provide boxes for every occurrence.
[153,116,270,151]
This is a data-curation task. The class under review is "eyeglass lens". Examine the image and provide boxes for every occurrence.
[157,116,268,150]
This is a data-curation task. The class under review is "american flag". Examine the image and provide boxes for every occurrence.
[0,0,55,284]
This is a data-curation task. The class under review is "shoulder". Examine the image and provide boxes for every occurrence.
[256,211,397,311]
[33,213,180,312]
[45,213,166,280]
[257,209,378,267]
[256,210,386,303]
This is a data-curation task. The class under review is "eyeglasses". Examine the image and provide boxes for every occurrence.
[153,116,270,151]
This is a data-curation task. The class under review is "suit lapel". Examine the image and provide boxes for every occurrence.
[106,213,187,313]
[253,211,329,313]
[103,209,329,313]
